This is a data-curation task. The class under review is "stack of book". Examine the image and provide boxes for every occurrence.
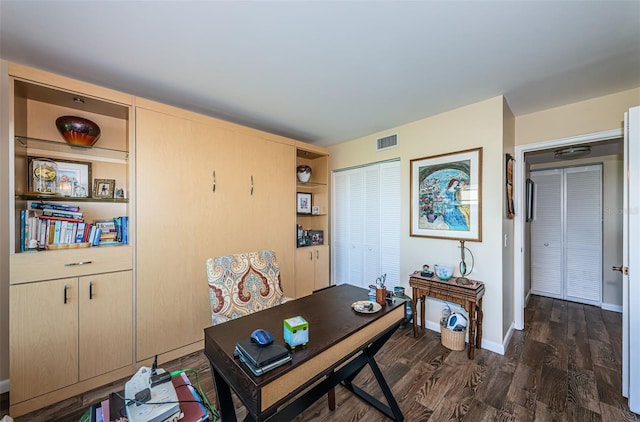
[234,338,292,376]
[20,201,128,250]
[79,372,208,422]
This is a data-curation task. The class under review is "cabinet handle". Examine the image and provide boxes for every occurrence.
[64,260,93,267]
[63,284,68,304]
[89,281,94,300]
[250,175,254,196]
[309,251,313,260]
[316,250,319,259]
[212,170,216,192]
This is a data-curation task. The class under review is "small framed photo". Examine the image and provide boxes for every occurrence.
[309,230,324,245]
[312,206,320,215]
[297,192,312,214]
[93,179,116,199]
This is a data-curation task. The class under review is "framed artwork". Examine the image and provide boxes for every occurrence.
[309,230,324,245]
[410,147,482,241]
[93,178,115,199]
[28,157,92,197]
[526,178,535,222]
[297,192,312,214]
[506,154,515,219]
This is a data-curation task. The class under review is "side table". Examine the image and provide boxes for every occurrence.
[409,272,485,359]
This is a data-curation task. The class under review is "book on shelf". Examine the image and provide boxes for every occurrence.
[41,208,83,219]
[30,201,80,212]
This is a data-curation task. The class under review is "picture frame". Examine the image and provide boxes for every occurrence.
[93,178,116,199]
[297,192,312,214]
[526,178,535,222]
[309,230,324,245]
[410,147,482,241]
[28,157,92,197]
[506,154,515,219]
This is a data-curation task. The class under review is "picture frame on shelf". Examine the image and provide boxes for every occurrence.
[410,147,482,241]
[309,230,324,245]
[297,192,312,214]
[28,157,92,197]
[93,178,116,199]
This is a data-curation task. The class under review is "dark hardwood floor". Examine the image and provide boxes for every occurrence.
[1,295,638,421]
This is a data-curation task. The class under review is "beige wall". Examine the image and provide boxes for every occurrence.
[329,96,507,351]
[516,88,640,146]
[530,154,624,309]
[502,99,515,338]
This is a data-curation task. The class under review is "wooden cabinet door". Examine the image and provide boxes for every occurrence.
[313,245,330,291]
[79,271,133,380]
[295,248,316,298]
[136,107,228,360]
[10,278,79,403]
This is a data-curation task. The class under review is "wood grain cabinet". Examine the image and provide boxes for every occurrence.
[9,270,132,405]
[295,245,330,297]
[5,62,134,416]
[134,101,296,363]
[295,147,330,297]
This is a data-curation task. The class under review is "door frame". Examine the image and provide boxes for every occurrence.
[513,128,622,329]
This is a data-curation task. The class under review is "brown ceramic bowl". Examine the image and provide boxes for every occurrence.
[55,116,101,147]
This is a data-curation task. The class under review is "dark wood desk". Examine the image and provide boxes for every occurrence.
[409,272,485,359]
[203,284,406,422]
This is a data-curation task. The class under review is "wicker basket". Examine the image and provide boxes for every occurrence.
[440,322,466,351]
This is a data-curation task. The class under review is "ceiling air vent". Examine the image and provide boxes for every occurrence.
[376,134,398,151]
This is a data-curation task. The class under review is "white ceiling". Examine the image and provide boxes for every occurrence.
[1,1,639,147]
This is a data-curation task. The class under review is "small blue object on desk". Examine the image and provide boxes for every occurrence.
[284,316,308,349]
[250,329,274,346]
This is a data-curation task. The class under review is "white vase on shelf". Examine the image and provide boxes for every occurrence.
[297,165,312,183]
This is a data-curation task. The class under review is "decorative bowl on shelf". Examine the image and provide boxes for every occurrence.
[434,265,454,281]
[55,116,101,147]
[297,165,312,183]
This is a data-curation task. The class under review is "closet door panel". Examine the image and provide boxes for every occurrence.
[379,161,401,288]
[530,169,563,297]
[332,171,350,284]
[565,165,602,304]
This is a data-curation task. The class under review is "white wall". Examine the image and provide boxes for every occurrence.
[329,96,508,353]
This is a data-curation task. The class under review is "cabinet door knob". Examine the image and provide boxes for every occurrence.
[63,284,68,304]
[309,251,313,260]
[212,170,216,192]
[316,250,319,259]
[250,175,254,196]
[89,281,94,300]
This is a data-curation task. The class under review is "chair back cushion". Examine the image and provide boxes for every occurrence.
[206,250,285,325]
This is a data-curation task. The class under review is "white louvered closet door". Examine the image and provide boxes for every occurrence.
[565,165,602,304]
[332,160,400,289]
[530,165,602,305]
[531,169,564,298]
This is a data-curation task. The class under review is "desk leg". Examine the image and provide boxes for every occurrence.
[328,370,336,411]
[212,366,238,422]
[467,301,476,360]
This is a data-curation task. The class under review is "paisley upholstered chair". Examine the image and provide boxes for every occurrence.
[206,250,288,326]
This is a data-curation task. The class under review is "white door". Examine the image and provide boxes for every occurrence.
[530,169,564,298]
[622,106,639,413]
[530,166,603,305]
[565,165,602,305]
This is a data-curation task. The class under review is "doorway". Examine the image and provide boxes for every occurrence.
[514,129,624,330]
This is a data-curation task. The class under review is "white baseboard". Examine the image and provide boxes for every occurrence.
[601,302,623,313]
[0,378,9,394]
